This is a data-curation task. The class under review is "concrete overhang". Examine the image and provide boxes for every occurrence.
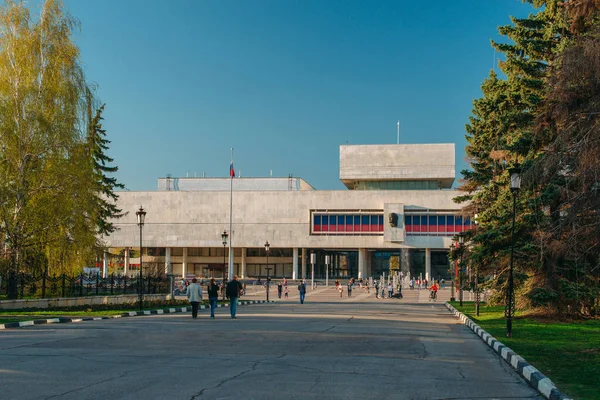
[339,144,455,189]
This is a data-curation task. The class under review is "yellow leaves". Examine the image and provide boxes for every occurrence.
[0,0,98,273]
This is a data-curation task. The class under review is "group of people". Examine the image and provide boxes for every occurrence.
[186,277,309,320]
[409,278,445,290]
[373,280,401,299]
[276,278,289,299]
[334,278,355,297]
[186,275,244,319]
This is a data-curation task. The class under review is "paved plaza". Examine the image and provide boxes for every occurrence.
[0,288,541,400]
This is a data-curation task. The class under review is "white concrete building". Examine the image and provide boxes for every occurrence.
[102,144,471,282]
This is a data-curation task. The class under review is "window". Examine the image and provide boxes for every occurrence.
[146,247,166,256]
[313,215,321,232]
[438,215,446,233]
[329,215,337,232]
[413,216,421,232]
[446,215,454,233]
[310,212,384,235]
[404,214,467,236]
[339,215,347,231]
[464,217,472,230]
[405,215,412,232]
[425,216,434,233]
[361,215,370,232]
[456,216,463,233]
[346,215,354,232]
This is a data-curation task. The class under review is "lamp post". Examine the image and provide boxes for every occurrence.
[325,255,330,287]
[264,241,271,302]
[221,230,228,301]
[474,213,480,316]
[450,243,456,302]
[310,253,316,289]
[136,206,146,310]
[458,234,464,307]
[506,166,521,338]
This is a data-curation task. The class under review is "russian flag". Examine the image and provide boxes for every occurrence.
[229,161,235,178]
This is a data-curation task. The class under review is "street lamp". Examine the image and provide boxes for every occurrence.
[474,213,480,316]
[136,206,146,310]
[458,234,464,307]
[506,166,521,337]
[264,241,271,302]
[310,252,316,289]
[221,230,228,301]
[325,255,330,287]
[450,243,456,302]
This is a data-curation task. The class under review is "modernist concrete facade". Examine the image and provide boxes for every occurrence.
[102,144,467,282]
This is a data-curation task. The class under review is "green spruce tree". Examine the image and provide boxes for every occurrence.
[87,104,125,236]
[457,0,572,311]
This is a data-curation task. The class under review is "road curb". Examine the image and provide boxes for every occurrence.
[444,302,572,400]
[0,300,274,330]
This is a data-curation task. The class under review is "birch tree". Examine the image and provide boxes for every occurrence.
[0,0,96,286]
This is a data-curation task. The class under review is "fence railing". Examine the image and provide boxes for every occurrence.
[0,272,170,300]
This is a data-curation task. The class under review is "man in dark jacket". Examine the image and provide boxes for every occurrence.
[226,275,243,319]
[297,279,307,304]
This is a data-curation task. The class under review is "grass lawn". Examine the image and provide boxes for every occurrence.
[451,302,600,400]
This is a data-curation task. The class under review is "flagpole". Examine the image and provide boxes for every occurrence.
[228,148,234,280]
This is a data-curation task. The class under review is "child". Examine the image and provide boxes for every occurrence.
[284,286,289,299]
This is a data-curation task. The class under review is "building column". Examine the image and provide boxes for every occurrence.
[182,247,188,278]
[124,248,129,277]
[241,247,247,279]
[292,248,298,280]
[301,248,307,279]
[425,248,431,282]
[102,252,108,278]
[165,247,171,275]
[358,248,367,280]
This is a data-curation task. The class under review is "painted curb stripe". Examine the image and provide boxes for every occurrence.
[538,378,556,398]
[0,300,272,330]
[530,371,545,389]
[523,365,539,381]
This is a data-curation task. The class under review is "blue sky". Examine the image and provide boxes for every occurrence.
[60,0,533,191]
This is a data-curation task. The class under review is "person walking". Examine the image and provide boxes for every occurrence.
[277,282,283,299]
[226,275,243,319]
[187,278,203,319]
[347,281,353,297]
[284,285,289,299]
[207,278,219,319]
[387,282,393,299]
[297,279,307,304]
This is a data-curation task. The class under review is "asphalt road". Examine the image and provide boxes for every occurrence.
[0,288,541,400]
